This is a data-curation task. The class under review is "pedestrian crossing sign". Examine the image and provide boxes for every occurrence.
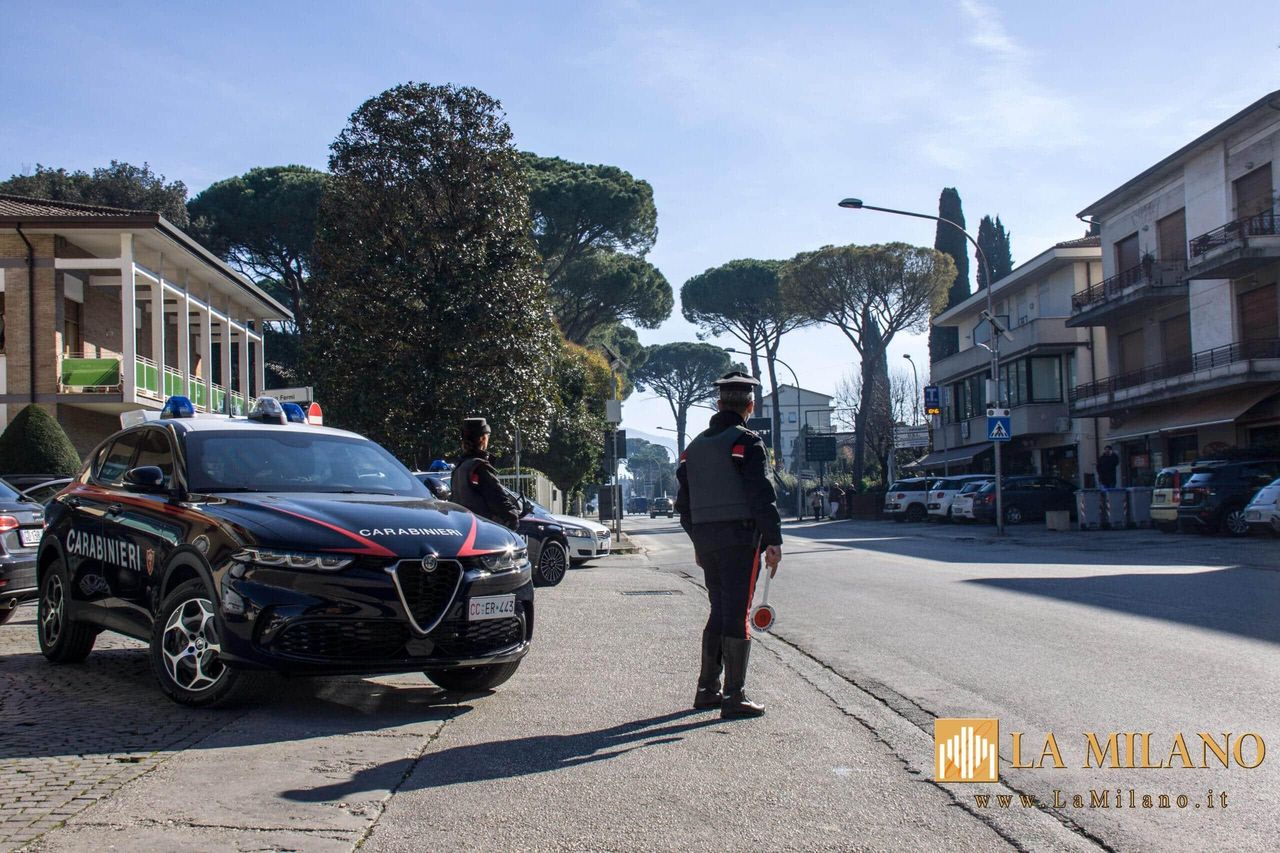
[987,416,1011,442]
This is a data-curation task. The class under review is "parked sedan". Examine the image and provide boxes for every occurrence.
[0,478,45,625]
[971,476,1077,525]
[19,477,73,506]
[949,480,991,522]
[926,475,993,521]
[1244,477,1280,535]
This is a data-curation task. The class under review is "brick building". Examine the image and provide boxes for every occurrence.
[0,195,291,457]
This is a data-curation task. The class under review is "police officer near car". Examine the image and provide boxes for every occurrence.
[676,371,783,719]
[451,417,520,530]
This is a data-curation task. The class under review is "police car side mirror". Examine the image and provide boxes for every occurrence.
[123,465,166,493]
[520,497,534,517]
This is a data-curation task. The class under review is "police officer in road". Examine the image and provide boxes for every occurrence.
[451,417,520,530]
[676,371,783,719]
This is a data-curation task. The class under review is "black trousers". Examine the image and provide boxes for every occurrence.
[692,523,762,640]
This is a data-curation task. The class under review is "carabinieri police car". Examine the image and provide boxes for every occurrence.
[36,396,534,708]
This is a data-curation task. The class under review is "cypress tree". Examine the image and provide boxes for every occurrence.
[975,215,1014,289]
[928,188,970,361]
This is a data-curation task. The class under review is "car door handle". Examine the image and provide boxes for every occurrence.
[105,504,124,517]
[65,496,81,509]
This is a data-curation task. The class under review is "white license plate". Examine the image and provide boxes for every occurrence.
[468,594,516,621]
[1246,511,1261,521]
[19,529,42,547]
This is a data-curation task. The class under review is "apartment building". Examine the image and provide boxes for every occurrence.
[0,195,292,455]
[1069,90,1280,486]
[926,237,1105,484]
[758,385,833,471]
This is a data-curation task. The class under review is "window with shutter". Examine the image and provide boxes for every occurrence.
[1234,164,1273,219]
[1156,209,1187,263]
[1115,233,1140,273]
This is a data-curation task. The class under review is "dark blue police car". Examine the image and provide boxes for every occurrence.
[36,397,534,707]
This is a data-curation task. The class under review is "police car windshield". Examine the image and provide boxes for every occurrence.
[185,431,430,497]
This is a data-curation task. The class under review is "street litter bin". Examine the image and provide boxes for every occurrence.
[1045,510,1071,531]
[1077,489,1102,530]
[1103,488,1129,529]
[1127,487,1153,527]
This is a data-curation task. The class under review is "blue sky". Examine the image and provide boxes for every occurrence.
[3,1,1278,447]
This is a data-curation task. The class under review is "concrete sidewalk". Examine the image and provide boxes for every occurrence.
[19,553,1091,852]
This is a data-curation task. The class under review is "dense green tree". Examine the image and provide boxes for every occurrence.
[681,259,811,465]
[975,215,1014,289]
[782,243,955,489]
[626,438,676,497]
[0,405,81,477]
[551,249,672,344]
[522,153,658,283]
[586,322,648,398]
[306,83,558,465]
[187,165,329,336]
[0,161,189,226]
[929,188,970,361]
[523,340,614,493]
[633,342,731,454]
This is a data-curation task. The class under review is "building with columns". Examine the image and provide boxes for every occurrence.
[0,195,291,456]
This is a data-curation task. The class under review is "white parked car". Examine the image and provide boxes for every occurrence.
[883,478,931,522]
[926,475,994,521]
[950,479,992,522]
[549,510,613,563]
[1244,477,1280,535]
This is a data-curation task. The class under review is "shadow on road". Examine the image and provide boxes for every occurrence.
[967,565,1280,643]
[776,518,1276,569]
[0,642,467,761]
[280,708,721,802]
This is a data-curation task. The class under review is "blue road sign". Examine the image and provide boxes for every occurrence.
[923,385,941,416]
[987,416,1012,442]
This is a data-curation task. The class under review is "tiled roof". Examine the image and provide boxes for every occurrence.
[0,193,152,218]
[1053,235,1101,249]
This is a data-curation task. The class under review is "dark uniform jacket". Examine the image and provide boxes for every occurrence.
[675,411,783,552]
[451,451,520,530]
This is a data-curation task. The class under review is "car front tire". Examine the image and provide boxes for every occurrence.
[533,540,568,587]
[150,579,263,708]
[424,660,522,691]
[38,557,96,663]
[1004,505,1024,525]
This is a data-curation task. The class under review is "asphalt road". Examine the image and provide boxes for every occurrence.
[5,514,1275,852]
[630,513,1280,852]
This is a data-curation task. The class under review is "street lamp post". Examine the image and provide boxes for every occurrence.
[839,197,1006,536]
[723,347,805,520]
[902,353,920,425]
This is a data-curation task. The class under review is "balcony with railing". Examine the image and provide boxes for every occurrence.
[58,351,250,414]
[1065,260,1187,327]
[1070,338,1280,416]
[931,318,1085,384]
[1185,208,1280,280]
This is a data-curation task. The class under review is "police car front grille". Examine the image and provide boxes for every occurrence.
[274,620,411,660]
[390,559,464,635]
[431,617,524,658]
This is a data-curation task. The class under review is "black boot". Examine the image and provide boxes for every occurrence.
[693,631,723,709]
[720,636,765,719]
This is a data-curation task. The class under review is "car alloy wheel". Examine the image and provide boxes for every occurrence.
[1004,505,1023,525]
[1224,509,1250,537]
[40,574,65,647]
[160,596,227,692]
[534,541,568,587]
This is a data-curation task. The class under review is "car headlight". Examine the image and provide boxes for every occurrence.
[234,547,353,572]
[564,527,592,538]
[479,547,528,572]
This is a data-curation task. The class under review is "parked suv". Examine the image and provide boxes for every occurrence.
[1179,459,1280,536]
[883,478,931,522]
[1151,465,1194,533]
[926,475,993,521]
[971,476,1077,525]
[650,496,674,518]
